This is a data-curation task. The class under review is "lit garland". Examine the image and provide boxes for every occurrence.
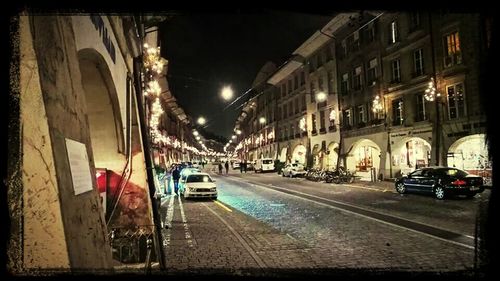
[424,78,440,102]
[143,43,167,75]
[372,95,383,113]
[299,117,306,132]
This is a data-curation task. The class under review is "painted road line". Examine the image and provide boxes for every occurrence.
[203,203,266,269]
[163,195,175,247]
[177,195,194,248]
[214,200,233,212]
[223,175,475,250]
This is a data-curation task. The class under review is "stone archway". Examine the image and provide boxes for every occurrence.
[326,142,339,171]
[392,137,432,176]
[291,144,307,165]
[448,134,491,185]
[346,139,381,181]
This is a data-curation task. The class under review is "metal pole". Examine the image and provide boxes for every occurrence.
[429,13,442,166]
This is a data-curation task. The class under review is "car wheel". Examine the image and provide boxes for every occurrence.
[396,182,406,194]
[434,186,445,200]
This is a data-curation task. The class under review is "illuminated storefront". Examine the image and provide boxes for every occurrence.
[392,138,431,175]
[346,139,381,181]
[292,144,307,165]
[447,134,492,185]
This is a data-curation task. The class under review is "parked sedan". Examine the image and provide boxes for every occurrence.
[282,163,307,178]
[179,173,217,199]
[395,167,484,200]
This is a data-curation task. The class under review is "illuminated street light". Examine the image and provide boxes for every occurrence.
[197,116,206,125]
[316,91,327,102]
[198,140,203,144]
[221,85,234,101]
[236,129,242,135]
[193,130,199,136]
[259,117,266,124]
[231,135,236,139]
[196,136,200,140]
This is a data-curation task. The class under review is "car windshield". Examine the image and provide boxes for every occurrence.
[263,160,273,164]
[433,168,468,178]
[186,175,213,183]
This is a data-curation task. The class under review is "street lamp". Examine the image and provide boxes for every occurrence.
[231,135,236,139]
[193,130,199,136]
[221,85,234,101]
[197,116,206,125]
[316,91,327,102]
[259,117,266,124]
[196,136,200,140]
[236,129,242,135]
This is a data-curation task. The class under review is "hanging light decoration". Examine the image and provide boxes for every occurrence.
[372,95,383,113]
[299,117,307,132]
[424,77,440,102]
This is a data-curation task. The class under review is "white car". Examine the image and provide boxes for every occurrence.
[282,163,306,178]
[232,161,240,169]
[179,173,218,199]
[254,158,274,172]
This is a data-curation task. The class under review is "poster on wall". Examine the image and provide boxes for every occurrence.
[65,138,93,195]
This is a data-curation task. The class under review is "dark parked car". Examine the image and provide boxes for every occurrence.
[395,167,484,200]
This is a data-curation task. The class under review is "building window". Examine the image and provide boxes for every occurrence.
[391,59,401,83]
[416,93,427,122]
[367,58,378,84]
[341,73,349,95]
[300,71,305,86]
[318,76,324,92]
[413,48,424,77]
[343,108,352,127]
[288,102,293,117]
[288,79,292,94]
[283,105,287,120]
[341,39,347,57]
[392,98,404,126]
[329,109,336,127]
[310,81,316,102]
[277,106,281,121]
[390,20,399,44]
[443,31,462,68]
[409,12,421,32]
[327,70,335,94]
[320,110,326,130]
[317,51,324,68]
[294,98,299,114]
[290,124,294,139]
[447,83,466,119]
[326,44,333,61]
[365,21,376,43]
[357,105,366,125]
[352,66,362,90]
[281,84,286,98]
[301,94,306,111]
[311,114,317,132]
[294,75,299,90]
[352,31,360,51]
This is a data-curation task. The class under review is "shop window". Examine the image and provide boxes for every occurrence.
[356,146,374,172]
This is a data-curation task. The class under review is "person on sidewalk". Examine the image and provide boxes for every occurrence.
[172,166,180,195]
[218,162,223,174]
[240,160,244,173]
[224,161,229,175]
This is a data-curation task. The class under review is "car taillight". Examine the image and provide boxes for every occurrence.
[452,179,467,186]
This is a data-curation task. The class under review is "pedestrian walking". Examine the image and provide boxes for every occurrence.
[224,161,229,175]
[239,160,243,173]
[218,163,223,174]
[172,166,180,195]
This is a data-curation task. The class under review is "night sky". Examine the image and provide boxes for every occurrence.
[159,10,332,139]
